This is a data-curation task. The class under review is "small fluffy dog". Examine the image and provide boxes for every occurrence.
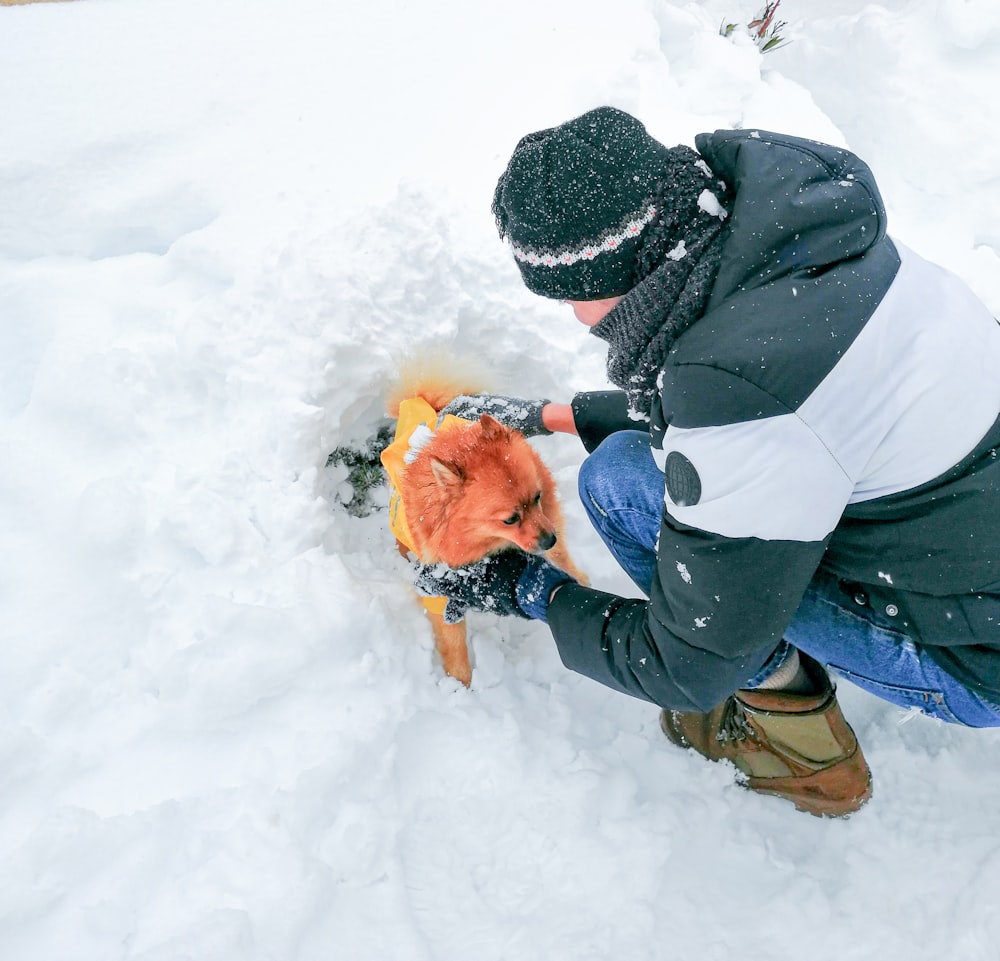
[380,377,586,686]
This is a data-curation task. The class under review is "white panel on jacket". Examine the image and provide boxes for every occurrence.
[798,242,1000,504]
[653,415,852,542]
[652,241,1000,544]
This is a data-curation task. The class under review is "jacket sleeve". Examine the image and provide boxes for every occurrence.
[547,523,828,712]
[570,390,644,453]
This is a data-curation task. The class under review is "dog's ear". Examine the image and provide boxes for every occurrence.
[429,457,465,488]
[479,413,512,439]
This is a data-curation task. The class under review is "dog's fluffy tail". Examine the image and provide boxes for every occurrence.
[385,350,494,417]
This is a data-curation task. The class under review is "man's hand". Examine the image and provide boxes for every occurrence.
[438,394,552,437]
[413,551,577,623]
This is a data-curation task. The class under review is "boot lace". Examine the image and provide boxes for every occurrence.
[717,696,754,743]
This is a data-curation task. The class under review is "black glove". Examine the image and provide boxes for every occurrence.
[413,551,576,624]
[438,394,552,437]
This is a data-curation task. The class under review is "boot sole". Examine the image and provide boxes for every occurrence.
[754,779,872,818]
[748,750,873,818]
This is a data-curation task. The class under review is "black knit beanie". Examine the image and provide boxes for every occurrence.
[493,106,693,300]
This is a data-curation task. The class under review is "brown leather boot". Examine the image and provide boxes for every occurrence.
[660,654,872,817]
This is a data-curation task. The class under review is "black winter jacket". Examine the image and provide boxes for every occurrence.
[547,130,1000,711]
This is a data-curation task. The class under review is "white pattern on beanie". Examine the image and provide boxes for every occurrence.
[509,204,658,269]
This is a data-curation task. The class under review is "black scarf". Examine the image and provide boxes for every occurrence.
[591,156,731,420]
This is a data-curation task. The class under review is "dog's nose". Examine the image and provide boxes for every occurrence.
[537,530,557,551]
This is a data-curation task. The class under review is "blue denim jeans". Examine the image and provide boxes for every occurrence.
[578,431,1000,728]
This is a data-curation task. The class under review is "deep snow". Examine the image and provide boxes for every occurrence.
[3,0,1000,958]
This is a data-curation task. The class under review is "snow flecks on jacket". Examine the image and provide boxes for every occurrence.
[698,189,728,220]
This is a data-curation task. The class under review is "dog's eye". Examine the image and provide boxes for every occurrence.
[533,491,542,505]
[503,512,520,526]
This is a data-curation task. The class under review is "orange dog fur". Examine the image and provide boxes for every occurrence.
[381,377,586,686]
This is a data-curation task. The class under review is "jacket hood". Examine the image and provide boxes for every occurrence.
[695,129,888,307]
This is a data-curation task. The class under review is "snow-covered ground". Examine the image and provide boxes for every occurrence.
[3,0,1000,958]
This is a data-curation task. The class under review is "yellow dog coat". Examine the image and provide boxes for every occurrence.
[380,397,471,616]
